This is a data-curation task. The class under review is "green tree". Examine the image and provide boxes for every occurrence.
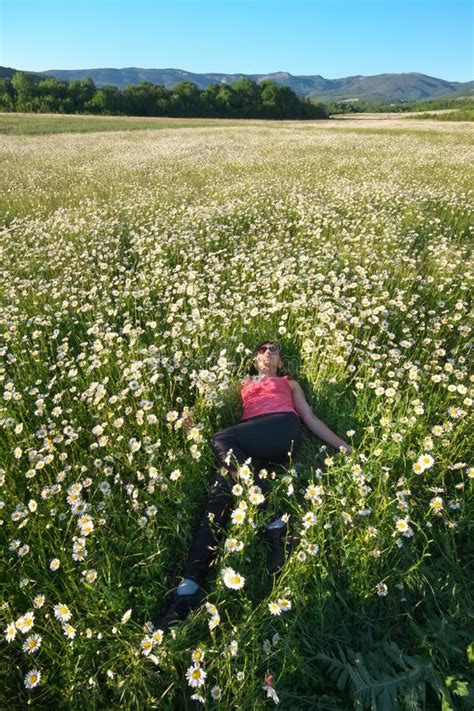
[201,83,223,117]
[123,81,160,116]
[69,78,96,112]
[216,85,238,116]
[37,77,69,100]
[154,85,171,116]
[231,78,261,117]
[11,72,36,111]
[273,85,299,118]
[169,81,202,117]
[84,85,123,115]
[259,80,279,117]
[0,78,15,111]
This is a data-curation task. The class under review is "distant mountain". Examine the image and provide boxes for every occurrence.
[2,65,472,103]
[0,65,51,82]
[434,80,474,100]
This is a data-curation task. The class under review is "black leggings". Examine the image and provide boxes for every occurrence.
[182,411,302,585]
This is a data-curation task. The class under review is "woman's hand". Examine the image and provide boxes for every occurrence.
[339,443,354,456]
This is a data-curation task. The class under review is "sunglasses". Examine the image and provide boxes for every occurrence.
[256,344,280,355]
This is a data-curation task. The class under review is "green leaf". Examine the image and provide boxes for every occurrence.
[467,643,474,664]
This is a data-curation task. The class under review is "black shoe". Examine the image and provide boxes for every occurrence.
[154,587,206,632]
[265,524,288,576]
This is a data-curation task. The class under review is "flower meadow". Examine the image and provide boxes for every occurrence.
[0,115,473,709]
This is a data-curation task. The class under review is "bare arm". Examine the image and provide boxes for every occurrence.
[291,381,353,455]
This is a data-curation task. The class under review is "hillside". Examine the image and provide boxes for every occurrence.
[2,65,471,103]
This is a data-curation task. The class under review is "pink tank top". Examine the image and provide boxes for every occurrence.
[240,375,299,421]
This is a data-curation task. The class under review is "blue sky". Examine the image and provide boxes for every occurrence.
[0,0,472,82]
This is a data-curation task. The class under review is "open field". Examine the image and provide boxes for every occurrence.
[0,112,264,136]
[0,114,473,709]
[1,110,472,136]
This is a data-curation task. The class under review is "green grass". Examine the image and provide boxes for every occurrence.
[404,109,474,122]
[0,116,473,709]
[0,112,270,135]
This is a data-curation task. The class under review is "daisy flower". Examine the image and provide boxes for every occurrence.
[205,602,218,615]
[302,511,317,528]
[237,463,252,481]
[33,595,45,609]
[210,685,222,700]
[376,582,389,596]
[16,612,35,634]
[412,461,425,474]
[152,629,164,645]
[82,569,98,583]
[24,669,41,689]
[209,614,220,630]
[49,558,60,571]
[23,634,42,654]
[224,537,244,552]
[78,515,94,536]
[54,603,72,622]
[186,664,207,688]
[304,484,324,502]
[394,518,414,537]
[420,454,435,469]
[63,623,76,639]
[277,598,292,612]
[306,542,319,555]
[192,648,205,664]
[249,489,265,505]
[169,469,181,482]
[221,567,245,590]
[129,438,141,453]
[268,601,282,616]
[141,636,154,656]
[430,496,444,512]
[5,621,16,642]
[231,508,246,525]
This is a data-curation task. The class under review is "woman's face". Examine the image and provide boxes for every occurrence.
[253,343,282,376]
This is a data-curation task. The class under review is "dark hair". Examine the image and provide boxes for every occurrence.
[247,340,288,377]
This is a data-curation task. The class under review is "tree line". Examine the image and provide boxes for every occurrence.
[321,96,474,114]
[0,72,328,119]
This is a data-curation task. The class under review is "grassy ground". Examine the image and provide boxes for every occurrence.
[1,109,471,137]
[403,109,474,122]
[0,114,473,709]
[0,112,269,135]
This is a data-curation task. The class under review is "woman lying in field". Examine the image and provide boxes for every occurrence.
[154,339,353,631]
